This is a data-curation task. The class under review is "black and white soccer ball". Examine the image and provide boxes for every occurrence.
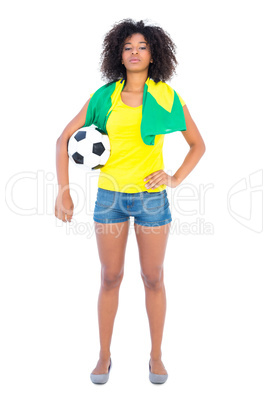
[68,125,110,170]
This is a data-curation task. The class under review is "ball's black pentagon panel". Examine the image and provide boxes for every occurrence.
[92,164,104,170]
[74,130,86,142]
[72,152,84,164]
[93,142,105,156]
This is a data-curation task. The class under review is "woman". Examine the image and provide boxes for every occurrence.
[55,19,205,384]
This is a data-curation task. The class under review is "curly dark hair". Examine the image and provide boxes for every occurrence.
[99,19,178,84]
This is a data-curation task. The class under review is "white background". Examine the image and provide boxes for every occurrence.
[1,0,267,401]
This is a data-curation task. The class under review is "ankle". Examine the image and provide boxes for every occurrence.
[150,352,162,361]
[99,351,111,360]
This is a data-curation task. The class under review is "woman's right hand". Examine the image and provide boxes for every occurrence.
[55,191,74,222]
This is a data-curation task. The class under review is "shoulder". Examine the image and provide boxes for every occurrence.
[175,91,186,107]
[149,78,186,107]
[89,79,120,101]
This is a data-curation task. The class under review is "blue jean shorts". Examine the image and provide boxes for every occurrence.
[93,188,172,227]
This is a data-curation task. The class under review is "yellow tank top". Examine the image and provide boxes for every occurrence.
[94,92,185,193]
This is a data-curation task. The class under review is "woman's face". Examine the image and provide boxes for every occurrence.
[121,33,152,74]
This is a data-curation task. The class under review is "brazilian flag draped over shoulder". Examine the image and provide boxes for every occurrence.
[83,77,186,146]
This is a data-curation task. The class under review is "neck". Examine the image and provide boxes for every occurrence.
[123,71,149,92]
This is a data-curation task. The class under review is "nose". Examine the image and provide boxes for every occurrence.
[132,48,138,54]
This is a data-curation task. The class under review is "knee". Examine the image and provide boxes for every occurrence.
[141,266,164,291]
[101,267,124,290]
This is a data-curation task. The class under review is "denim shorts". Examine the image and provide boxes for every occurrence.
[93,188,172,227]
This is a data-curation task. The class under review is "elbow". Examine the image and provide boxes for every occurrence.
[56,135,65,146]
[198,138,206,155]
[57,129,71,145]
[56,134,69,154]
[190,140,206,155]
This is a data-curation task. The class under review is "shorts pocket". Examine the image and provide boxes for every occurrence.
[141,191,165,211]
[96,189,116,208]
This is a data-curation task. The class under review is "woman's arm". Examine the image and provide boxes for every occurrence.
[55,97,90,222]
[172,104,206,185]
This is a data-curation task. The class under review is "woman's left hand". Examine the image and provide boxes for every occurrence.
[144,170,180,189]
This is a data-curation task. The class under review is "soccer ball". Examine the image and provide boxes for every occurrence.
[68,125,111,170]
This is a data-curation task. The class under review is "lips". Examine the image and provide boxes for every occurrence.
[129,58,140,62]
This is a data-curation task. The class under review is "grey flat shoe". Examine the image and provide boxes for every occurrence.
[90,358,112,384]
[149,360,168,384]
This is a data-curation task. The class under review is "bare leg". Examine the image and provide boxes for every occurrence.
[91,220,130,374]
[134,222,171,375]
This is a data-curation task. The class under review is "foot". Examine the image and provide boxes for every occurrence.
[91,356,111,375]
[149,358,168,375]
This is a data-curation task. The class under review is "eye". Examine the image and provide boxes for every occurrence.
[124,46,147,50]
